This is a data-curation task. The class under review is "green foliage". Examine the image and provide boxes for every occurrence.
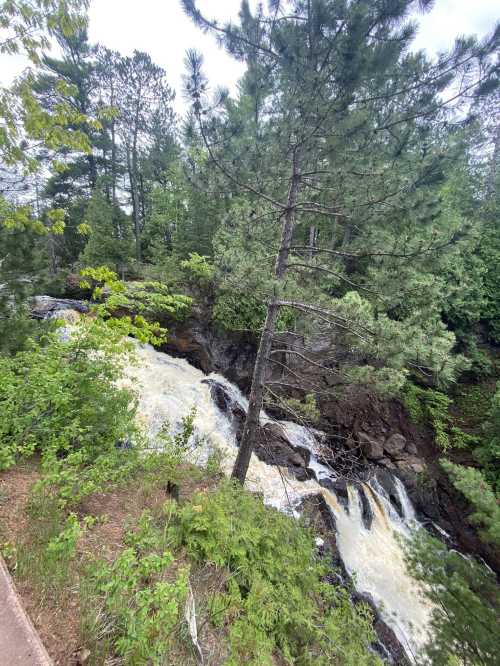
[441,460,500,546]
[180,252,215,282]
[478,221,500,344]
[79,192,134,271]
[89,510,188,665]
[214,288,295,333]
[405,529,499,665]
[80,266,192,346]
[475,383,500,492]
[169,481,379,665]
[402,383,477,451]
[282,393,320,424]
[0,317,137,477]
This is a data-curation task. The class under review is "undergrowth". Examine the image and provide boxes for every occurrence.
[402,383,478,451]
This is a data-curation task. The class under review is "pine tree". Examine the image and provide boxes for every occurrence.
[182,0,499,483]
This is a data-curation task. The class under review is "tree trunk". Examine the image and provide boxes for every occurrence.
[126,143,142,263]
[232,150,300,484]
[308,224,316,258]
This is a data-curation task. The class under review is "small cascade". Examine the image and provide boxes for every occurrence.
[323,482,432,657]
[123,344,321,510]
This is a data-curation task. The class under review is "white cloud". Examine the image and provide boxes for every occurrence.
[1,0,498,116]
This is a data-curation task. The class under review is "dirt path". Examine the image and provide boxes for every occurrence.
[0,556,52,665]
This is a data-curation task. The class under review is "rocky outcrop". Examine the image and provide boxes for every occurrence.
[203,378,312,481]
[31,295,89,319]
[163,307,257,392]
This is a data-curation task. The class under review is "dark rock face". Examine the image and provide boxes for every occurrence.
[31,295,89,319]
[163,303,257,392]
[202,378,312,481]
[319,478,349,510]
[374,469,404,518]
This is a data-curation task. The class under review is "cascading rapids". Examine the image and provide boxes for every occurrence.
[122,342,433,659]
[46,302,431,663]
[49,309,432,658]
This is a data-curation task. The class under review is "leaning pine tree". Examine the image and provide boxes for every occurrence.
[182,0,499,484]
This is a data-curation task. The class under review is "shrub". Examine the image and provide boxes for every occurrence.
[0,318,137,474]
[180,252,215,282]
[168,481,379,665]
[89,510,189,665]
[80,266,192,346]
[402,383,477,451]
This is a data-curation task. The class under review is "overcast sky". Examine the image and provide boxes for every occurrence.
[1,0,498,115]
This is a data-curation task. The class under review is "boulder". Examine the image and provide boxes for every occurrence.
[405,441,418,456]
[254,422,311,479]
[383,433,406,457]
[395,456,425,474]
[357,432,384,460]
[319,477,349,510]
[357,484,374,530]
[31,295,89,319]
[203,379,234,414]
[378,457,397,470]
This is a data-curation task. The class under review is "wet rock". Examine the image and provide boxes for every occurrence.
[357,485,374,530]
[384,433,406,457]
[319,477,349,510]
[357,432,384,460]
[374,469,404,518]
[254,422,312,480]
[203,379,234,414]
[352,592,410,665]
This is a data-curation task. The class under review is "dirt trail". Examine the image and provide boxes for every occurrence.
[0,556,52,665]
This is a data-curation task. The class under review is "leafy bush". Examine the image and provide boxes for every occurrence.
[80,266,192,346]
[441,460,500,546]
[169,481,379,665]
[475,383,500,492]
[214,288,295,333]
[89,510,189,665]
[283,393,320,423]
[180,252,215,282]
[0,318,137,474]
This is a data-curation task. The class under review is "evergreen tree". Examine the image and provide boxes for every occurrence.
[183,0,499,483]
[405,529,499,665]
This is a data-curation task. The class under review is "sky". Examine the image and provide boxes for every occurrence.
[1,0,499,115]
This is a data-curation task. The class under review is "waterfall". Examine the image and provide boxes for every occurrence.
[123,343,322,510]
[45,304,432,661]
[323,483,432,658]
[124,342,432,659]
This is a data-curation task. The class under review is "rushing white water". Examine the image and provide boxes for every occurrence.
[123,344,321,510]
[49,309,433,660]
[121,342,433,659]
[323,484,432,658]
